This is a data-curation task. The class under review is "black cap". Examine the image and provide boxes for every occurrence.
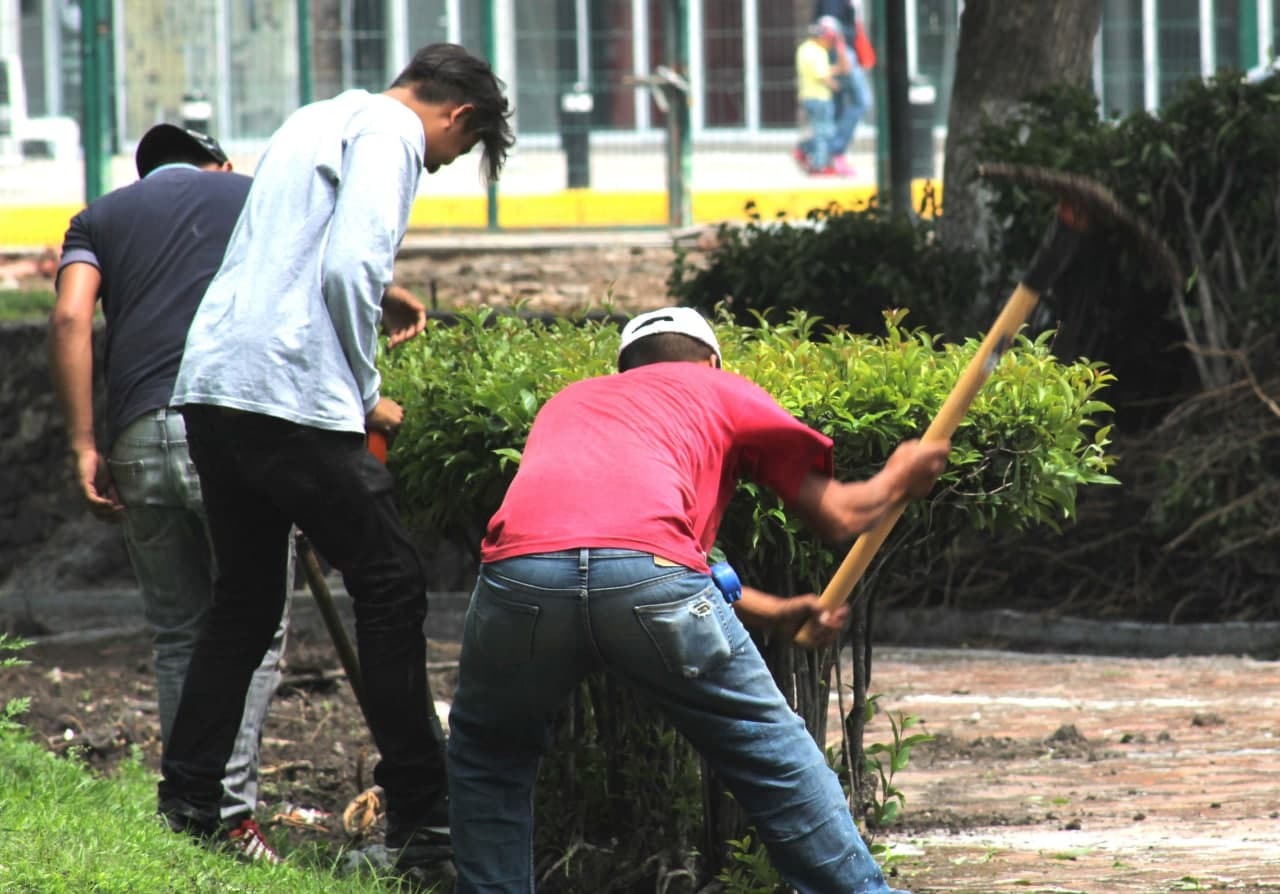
[135,123,229,178]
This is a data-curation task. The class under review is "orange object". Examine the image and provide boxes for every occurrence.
[853,20,876,69]
[366,430,388,463]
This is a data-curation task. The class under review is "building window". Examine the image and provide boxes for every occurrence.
[513,0,563,135]
[1158,0,1202,100]
[590,0,639,130]
[702,0,744,127]
[758,1,795,128]
[1101,0,1145,116]
[1214,0,1242,71]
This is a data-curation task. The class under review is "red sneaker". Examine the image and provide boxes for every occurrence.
[225,817,283,865]
[831,156,853,176]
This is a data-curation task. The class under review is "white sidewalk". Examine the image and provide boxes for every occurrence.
[0,140,896,207]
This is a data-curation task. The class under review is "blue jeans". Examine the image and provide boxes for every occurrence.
[447,549,901,893]
[800,98,837,170]
[832,63,874,155]
[108,408,290,823]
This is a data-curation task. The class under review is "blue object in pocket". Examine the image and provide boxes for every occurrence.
[709,562,742,604]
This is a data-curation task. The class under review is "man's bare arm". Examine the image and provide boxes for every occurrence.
[788,439,950,543]
[49,263,121,517]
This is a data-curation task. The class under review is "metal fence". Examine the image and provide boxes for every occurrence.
[1,0,1277,233]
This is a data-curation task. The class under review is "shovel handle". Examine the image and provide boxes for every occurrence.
[297,534,370,718]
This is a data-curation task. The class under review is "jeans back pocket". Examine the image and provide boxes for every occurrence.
[468,588,541,669]
[634,587,733,679]
[107,456,166,506]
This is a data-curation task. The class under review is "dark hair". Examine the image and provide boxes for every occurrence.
[391,43,515,184]
[618,333,718,372]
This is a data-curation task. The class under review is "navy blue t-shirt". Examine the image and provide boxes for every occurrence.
[58,166,252,446]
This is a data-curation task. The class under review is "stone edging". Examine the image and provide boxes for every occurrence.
[11,590,1280,658]
[876,606,1280,658]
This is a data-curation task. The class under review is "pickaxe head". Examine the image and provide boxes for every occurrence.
[977,162,1184,293]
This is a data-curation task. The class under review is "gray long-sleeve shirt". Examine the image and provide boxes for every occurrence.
[172,90,425,433]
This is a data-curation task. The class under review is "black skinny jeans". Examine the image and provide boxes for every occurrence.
[158,406,446,828]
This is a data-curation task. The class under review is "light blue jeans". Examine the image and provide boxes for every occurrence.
[833,63,874,156]
[800,98,837,170]
[447,548,902,893]
[108,408,290,823]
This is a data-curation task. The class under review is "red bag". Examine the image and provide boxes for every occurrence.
[853,20,876,69]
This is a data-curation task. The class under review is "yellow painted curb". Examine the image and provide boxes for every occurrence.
[4,182,942,248]
[1,205,83,248]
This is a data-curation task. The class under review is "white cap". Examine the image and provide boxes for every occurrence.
[813,15,843,37]
[618,307,722,362]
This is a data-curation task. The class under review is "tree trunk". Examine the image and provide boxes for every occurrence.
[938,0,1103,255]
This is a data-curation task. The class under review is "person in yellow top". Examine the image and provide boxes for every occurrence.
[795,16,849,175]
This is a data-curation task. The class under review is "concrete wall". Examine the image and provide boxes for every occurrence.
[0,318,471,598]
[0,320,132,590]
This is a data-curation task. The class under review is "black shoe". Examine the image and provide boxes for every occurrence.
[391,841,454,894]
[390,825,452,870]
[340,838,452,891]
[385,795,450,846]
[158,797,220,841]
[386,796,452,871]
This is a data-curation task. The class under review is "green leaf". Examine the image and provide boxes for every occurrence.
[877,800,901,825]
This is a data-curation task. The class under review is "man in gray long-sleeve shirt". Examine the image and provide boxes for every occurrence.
[157,43,514,877]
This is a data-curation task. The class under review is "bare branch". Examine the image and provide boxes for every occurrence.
[1197,160,1235,246]
[1163,482,1280,552]
[1171,176,1230,386]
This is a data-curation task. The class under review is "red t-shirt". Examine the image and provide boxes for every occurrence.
[480,363,834,572]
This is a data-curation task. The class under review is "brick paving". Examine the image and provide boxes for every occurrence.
[850,647,1280,893]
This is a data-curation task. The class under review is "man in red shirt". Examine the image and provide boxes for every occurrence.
[448,307,948,893]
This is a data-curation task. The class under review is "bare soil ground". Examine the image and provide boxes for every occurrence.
[1,240,684,316]
[391,241,682,314]
[4,620,1279,893]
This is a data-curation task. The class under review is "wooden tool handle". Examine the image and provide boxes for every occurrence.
[793,283,1042,647]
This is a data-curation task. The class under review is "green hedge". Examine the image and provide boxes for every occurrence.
[0,288,55,321]
[380,309,1115,889]
[667,202,984,341]
[383,309,1116,590]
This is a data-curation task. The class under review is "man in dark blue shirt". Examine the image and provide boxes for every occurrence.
[49,123,290,863]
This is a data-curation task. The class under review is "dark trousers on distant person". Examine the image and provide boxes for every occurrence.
[157,405,448,836]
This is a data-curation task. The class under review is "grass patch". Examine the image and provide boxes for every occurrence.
[0,289,54,321]
[0,721,425,893]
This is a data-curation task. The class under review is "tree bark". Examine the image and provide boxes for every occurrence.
[938,0,1103,254]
